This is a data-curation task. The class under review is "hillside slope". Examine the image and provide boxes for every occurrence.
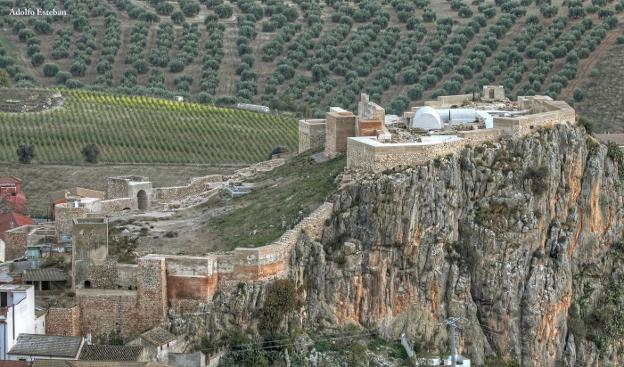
[0,0,621,117]
[0,89,297,164]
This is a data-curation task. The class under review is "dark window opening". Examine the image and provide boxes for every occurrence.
[84,280,91,288]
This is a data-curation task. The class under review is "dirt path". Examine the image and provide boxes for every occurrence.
[560,30,620,99]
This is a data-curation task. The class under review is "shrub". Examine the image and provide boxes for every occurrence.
[577,116,594,134]
[215,4,233,18]
[82,143,101,163]
[171,10,185,24]
[16,144,35,164]
[55,71,71,84]
[524,166,548,195]
[408,85,424,100]
[0,68,10,87]
[258,279,299,336]
[30,52,44,67]
[169,59,184,73]
[573,88,585,102]
[42,63,59,77]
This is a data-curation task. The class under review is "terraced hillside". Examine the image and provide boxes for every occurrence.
[0,0,621,118]
[0,89,297,164]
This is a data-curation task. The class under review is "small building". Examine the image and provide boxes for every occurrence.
[78,344,147,362]
[0,213,33,261]
[22,268,67,291]
[129,327,177,363]
[0,285,37,359]
[7,334,83,361]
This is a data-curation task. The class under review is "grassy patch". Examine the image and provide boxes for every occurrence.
[211,153,345,249]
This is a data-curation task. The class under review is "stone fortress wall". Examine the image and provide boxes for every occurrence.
[299,89,576,173]
[48,201,334,339]
[154,175,224,202]
[298,119,326,154]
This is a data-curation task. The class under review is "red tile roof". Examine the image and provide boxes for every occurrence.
[0,212,33,241]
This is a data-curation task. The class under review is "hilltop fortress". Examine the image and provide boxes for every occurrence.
[6,87,577,344]
[299,86,576,172]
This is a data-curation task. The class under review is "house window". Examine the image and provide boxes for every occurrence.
[0,292,6,307]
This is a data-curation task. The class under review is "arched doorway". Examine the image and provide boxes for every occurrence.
[137,190,148,210]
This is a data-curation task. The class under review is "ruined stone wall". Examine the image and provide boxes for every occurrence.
[456,129,503,146]
[73,218,109,290]
[46,306,81,336]
[77,289,140,338]
[162,255,218,301]
[494,108,576,138]
[54,205,88,234]
[155,175,223,202]
[87,259,119,289]
[347,138,467,172]
[298,119,326,154]
[4,226,30,261]
[425,94,474,108]
[117,264,139,289]
[357,119,383,137]
[98,198,137,213]
[214,202,333,285]
[73,187,106,199]
[136,257,168,332]
[106,178,131,199]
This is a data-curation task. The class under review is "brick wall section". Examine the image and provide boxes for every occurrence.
[298,119,326,153]
[4,226,29,260]
[46,306,81,336]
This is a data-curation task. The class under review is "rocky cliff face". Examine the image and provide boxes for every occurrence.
[291,124,624,366]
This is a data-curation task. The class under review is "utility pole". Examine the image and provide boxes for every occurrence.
[442,317,465,366]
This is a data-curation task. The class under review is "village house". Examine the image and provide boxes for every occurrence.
[0,285,40,360]
[7,334,83,361]
[129,327,179,363]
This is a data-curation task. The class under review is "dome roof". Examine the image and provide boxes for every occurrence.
[411,106,442,130]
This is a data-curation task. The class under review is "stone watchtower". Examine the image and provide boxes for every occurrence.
[72,218,109,290]
[324,107,356,158]
[106,176,153,210]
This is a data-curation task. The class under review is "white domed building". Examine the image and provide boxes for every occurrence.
[411,106,442,130]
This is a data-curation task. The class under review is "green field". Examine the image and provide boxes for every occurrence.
[0,89,298,164]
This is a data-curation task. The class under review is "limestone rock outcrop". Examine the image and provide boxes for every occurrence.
[291,124,624,366]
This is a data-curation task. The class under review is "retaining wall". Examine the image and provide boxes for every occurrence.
[155,175,223,202]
